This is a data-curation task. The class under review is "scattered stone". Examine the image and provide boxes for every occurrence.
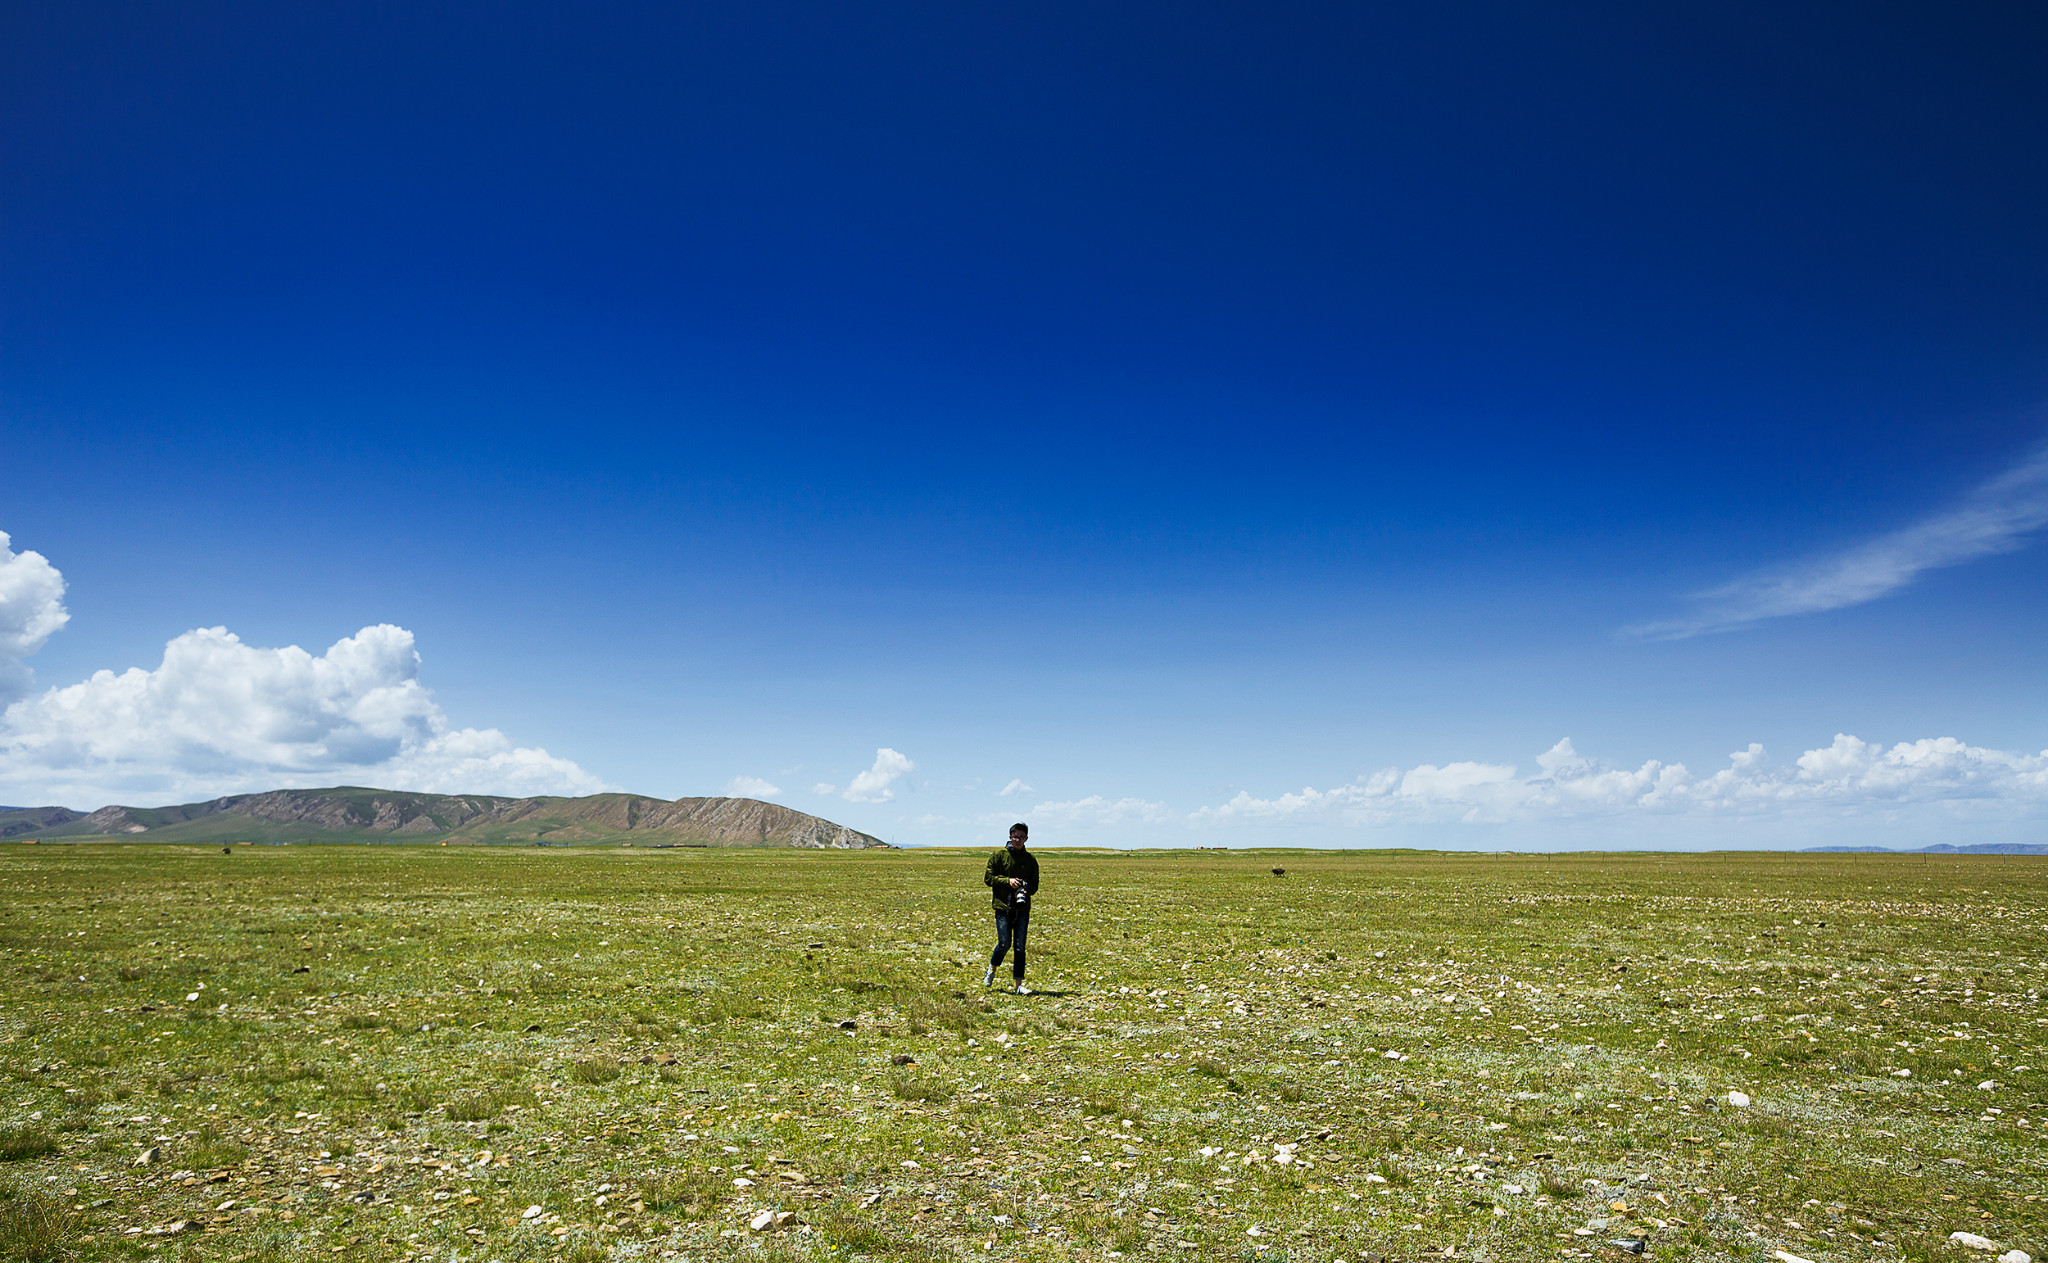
[733,1178,755,1188]
[1727,1090,1751,1107]
[891,1054,915,1066]
[1978,1080,1997,1091]
[1771,1252,1816,1263]
[838,1020,857,1030]
[134,1147,160,1167]
[1892,1069,1911,1078]
[1608,1238,1646,1254]
[1996,1253,2030,1263]
[522,1205,544,1219]
[1951,1233,1999,1252]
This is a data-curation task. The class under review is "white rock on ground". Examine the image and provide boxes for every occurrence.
[1727,1090,1751,1107]
[1950,1232,1998,1251]
[1995,1251,2030,1263]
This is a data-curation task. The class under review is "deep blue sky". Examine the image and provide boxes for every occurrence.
[4,2,2046,846]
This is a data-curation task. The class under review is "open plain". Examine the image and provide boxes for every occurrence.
[0,845,2042,1263]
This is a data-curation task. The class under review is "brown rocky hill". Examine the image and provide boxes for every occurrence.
[22,787,887,848]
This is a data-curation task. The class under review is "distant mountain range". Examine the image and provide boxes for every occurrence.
[0,787,888,849]
[1804,842,2048,855]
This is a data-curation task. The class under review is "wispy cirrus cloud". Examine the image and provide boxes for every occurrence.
[1626,442,2048,640]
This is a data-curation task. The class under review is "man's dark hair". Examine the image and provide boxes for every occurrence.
[1010,823,1028,836]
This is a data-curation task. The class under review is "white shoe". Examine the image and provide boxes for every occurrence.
[983,967,995,987]
[1013,982,1030,995]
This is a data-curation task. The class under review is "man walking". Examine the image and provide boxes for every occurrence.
[983,822,1039,995]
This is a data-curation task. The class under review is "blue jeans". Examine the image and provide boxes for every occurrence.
[990,906,1030,980]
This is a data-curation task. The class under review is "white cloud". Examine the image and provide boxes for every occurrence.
[1192,734,2048,829]
[1030,795,1176,826]
[0,622,607,807]
[1628,443,2048,639]
[724,775,782,799]
[997,778,1033,797]
[816,747,915,803]
[0,532,69,705]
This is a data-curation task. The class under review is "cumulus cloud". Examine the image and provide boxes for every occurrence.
[1030,795,1177,826]
[0,622,608,807]
[724,775,783,799]
[815,748,915,803]
[1628,442,2048,639]
[1193,734,2048,828]
[997,778,1033,797]
[0,532,68,705]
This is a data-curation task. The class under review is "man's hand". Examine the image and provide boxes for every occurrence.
[1007,877,1023,888]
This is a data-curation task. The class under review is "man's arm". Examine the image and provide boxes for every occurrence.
[984,851,1005,891]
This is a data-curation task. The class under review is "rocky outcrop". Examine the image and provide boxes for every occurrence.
[221,789,502,832]
[629,797,883,848]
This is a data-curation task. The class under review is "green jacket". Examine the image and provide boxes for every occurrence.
[984,846,1040,911]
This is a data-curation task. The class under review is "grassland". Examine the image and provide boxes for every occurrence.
[0,844,2042,1263]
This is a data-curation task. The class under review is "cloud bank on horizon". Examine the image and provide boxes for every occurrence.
[1185,734,2048,831]
[1627,443,2048,640]
[0,540,607,806]
[901,731,2048,842]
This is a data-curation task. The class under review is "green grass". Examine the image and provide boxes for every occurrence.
[0,843,2044,1263]
[0,1129,56,1163]
[0,1176,82,1263]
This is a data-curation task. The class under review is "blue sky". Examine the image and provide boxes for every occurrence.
[3,2,2046,848]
